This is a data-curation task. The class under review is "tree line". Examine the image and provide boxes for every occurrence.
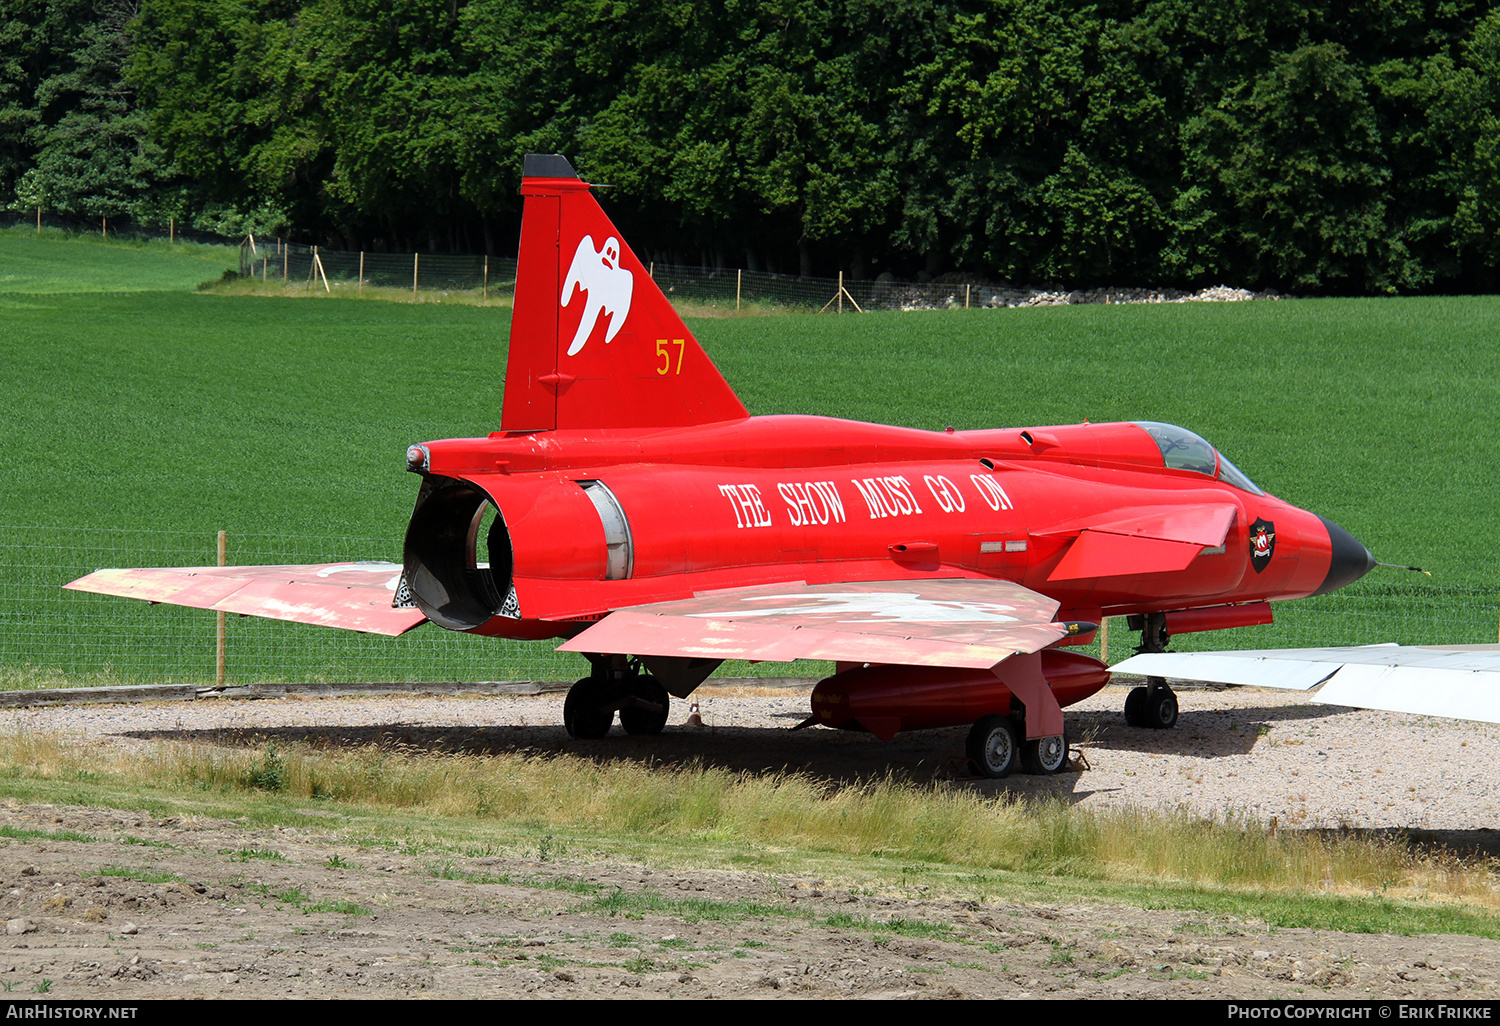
[4,0,1499,293]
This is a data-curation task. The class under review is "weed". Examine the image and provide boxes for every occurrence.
[33,980,51,994]
[306,900,371,917]
[118,836,174,848]
[97,867,181,884]
[0,825,94,843]
[245,744,287,792]
[622,955,655,975]
[222,848,286,862]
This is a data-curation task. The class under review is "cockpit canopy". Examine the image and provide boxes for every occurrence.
[1134,421,1263,495]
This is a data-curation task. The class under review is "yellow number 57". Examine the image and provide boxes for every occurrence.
[655,338,685,375]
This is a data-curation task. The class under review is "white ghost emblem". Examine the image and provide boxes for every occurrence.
[561,234,633,356]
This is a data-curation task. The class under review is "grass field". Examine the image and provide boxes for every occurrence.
[0,228,236,293]
[2,231,1498,684]
[4,231,1500,938]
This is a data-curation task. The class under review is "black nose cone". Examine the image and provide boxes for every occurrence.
[1312,516,1376,596]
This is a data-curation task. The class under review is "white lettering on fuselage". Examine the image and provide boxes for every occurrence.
[851,476,925,519]
[717,483,773,528]
[923,474,966,513]
[970,473,1015,511]
[777,481,848,526]
[718,472,1017,528]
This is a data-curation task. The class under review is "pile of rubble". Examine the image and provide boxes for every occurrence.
[1003,284,1284,307]
[890,283,1285,311]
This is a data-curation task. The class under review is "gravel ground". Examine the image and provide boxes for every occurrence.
[4,680,1497,844]
[0,682,1497,1000]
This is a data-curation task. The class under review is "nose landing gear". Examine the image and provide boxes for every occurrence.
[1124,612,1179,729]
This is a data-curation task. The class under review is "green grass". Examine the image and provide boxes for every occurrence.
[0,228,238,293]
[1,232,1498,685]
[0,824,96,842]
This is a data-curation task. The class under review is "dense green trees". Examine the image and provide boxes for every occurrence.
[4,0,1500,292]
[0,0,170,218]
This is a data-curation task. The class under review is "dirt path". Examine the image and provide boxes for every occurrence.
[2,802,1499,1000]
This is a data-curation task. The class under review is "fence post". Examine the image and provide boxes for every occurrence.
[737,268,742,311]
[35,207,40,234]
[101,216,106,239]
[838,272,843,314]
[413,253,419,298]
[359,252,364,295]
[1100,617,1110,663]
[169,216,175,244]
[483,256,488,300]
[965,284,971,309]
[282,241,287,284]
[216,530,227,687]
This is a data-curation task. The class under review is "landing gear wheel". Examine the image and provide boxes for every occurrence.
[966,715,1019,779]
[1147,688,1178,730]
[1022,732,1070,775]
[563,677,613,739]
[1124,686,1148,727]
[619,675,670,735]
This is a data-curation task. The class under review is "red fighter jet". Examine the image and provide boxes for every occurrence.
[68,154,1391,778]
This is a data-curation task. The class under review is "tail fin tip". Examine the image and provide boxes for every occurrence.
[522,153,578,179]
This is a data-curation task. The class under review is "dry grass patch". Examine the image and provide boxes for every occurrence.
[0,726,1496,911]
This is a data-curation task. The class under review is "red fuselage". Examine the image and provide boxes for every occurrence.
[403,415,1365,643]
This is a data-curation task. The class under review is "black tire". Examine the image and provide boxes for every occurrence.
[563,677,613,739]
[966,715,1019,779]
[619,675,670,735]
[1123,686,1148,727]
[1147,688,1179,730]
[1021,732,1070,775]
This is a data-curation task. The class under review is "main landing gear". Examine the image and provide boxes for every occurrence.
[964,715,1070,780]
[1124,611,1179,729]
[562,655,670,739]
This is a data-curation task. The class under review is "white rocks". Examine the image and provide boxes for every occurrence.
[1006,285,1283,307]
[893,283,1285,311]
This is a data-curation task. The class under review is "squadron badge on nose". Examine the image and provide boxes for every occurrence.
[1249,518,1276,573]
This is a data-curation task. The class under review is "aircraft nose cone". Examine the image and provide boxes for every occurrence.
[1311,516,1376,596]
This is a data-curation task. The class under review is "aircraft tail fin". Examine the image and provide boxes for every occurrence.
[500,154,749,432]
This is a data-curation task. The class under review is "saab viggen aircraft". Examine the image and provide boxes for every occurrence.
[69,154,1492,779]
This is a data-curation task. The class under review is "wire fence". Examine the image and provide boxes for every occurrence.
[2,525,1493,690]
[2,526,577,689]
[242,237,1052,311]
[0,208,240,248]
[1,206,1277,311]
